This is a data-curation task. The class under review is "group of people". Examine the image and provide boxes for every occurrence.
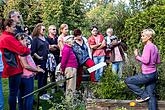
[0,9,161,110]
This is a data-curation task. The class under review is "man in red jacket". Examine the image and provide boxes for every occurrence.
[0,19,30,110]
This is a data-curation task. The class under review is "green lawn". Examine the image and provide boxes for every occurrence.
[2,78,68,110]
[2,78,9,110]
[2,78,86,110]
[2,78,50,110]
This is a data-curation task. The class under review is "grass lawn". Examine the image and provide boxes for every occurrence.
[2,78,9,110]
[2,78,54,110]
[2,77,86,110]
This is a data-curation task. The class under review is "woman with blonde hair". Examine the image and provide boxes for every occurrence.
[58,24,69,61]
[125,29,160,110]
[31,23,50,100]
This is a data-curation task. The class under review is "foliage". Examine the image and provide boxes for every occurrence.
[91,55,165,100]
[156,62,165,100]
[123,5,165,61]
[86,2,131,38]
[47,91,86,110]
[91,64,136,100]
[129,0,165,11]
[41,0,85,31]
[3,0,42,31]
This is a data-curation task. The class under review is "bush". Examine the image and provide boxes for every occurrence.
[123,5,165,61]
[47,90,86,110]
[91,55,165,100]
[156,62,165,100]
[90,64,136,100]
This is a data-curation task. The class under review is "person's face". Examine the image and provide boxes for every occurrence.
[7,22,16,34]
[141,32,151,43]
[74,35,81,41]
[61,25,68,35]
[68,38,74,46]
[91,28,98,36]
[18,37,28,47]
[49,26,57,35]
[24,27,29,34]
[106,29,113,37]
[12,12,21,24]
[40,26,46,36]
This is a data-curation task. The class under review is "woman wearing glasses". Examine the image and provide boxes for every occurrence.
[31,23,50,100]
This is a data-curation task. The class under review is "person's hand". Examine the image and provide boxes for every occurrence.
[59,68,64,74]
[38,56,43,60]
[98,43,102,46]
[36,65,45,73]
[134,49,138,57]
[118,39,121,43]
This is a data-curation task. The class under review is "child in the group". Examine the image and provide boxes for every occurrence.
[16,33,45,110]
[60,35,78,99]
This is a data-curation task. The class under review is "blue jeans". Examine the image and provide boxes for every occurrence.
[125,71,158,110]
[18,77,34,110]
[8,73,21,110]
[112,61,124,79]
[0,73,4,110]
[93,56,105,81]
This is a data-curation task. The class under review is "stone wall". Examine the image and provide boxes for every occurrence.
[86,99,165,110]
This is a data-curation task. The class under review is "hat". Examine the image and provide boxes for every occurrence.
[110,35,117,40]
[64,35,74,42]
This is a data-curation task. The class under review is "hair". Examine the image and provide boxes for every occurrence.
[60,23,68,34]
[0,18,14,31]
[90,25,98,31]
[107,28,113,33]
[64,35,74,43]
[48,25,56,31]
[141,28,155,38]
[8,10,16,18]
[73,29,82,37]
[32,23,44,37]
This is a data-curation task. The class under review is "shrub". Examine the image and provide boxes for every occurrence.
[91,64,136,100]
[48,91,86,110]
[91,54,165,100]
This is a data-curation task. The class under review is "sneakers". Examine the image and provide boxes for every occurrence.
[39,94,53,100]
[136,96,150,103]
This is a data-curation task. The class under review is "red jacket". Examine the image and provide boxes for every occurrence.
[0,31,30,78]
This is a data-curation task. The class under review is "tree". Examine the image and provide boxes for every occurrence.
[86,2,131,37]
[123,5,165,61]
[41,0,85,31]
[3,0,43,30]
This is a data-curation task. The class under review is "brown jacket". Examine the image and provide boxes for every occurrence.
[109,42,127,62]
